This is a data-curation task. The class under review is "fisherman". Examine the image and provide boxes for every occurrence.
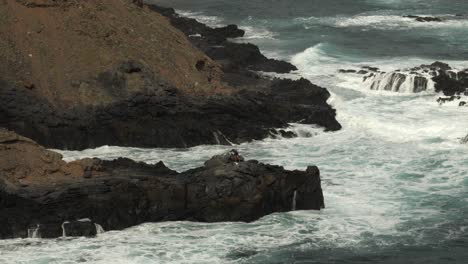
[228,149,243,163]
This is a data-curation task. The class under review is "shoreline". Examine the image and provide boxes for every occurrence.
[0,128,324,239]
[0,0,331,240]
[0,0,341,151]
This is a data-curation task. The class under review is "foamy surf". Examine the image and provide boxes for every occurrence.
[176,9,278,42]
[296,14,468,30]
[176,9,225,27]
[290,42,468,95]
[4,0,468,263]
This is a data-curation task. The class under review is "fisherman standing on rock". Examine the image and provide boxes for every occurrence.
[228,149,244,163]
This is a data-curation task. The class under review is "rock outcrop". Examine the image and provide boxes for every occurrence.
[338,62,468,95]
[0,129,325,239]
[461,133,468,144]
[147,5,297,74]
[419,62,468,96]
[404,15,443,22]
[0,0,341,150]
[0,76,340,149]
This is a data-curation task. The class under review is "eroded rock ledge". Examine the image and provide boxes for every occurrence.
[0,129,325,239]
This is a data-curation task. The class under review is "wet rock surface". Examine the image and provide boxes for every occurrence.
[0,129,325,239]
[338,62,468,95]
[147,4,297,74]
[0,75,340,149]
[404,15,443,22]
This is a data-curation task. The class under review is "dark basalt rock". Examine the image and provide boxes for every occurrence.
[362,66,379,72]
[423,61,452,71]
[433,73,468,96]
[338,69,357,73]
[425,62,468,96]
[0,130,325,239]
[204,42,297,73]
[461,134,468,144]
[0,68,340,149]
[147,5,245,42]
[0,3,340,150]
[63,220,98,237]
[278,130,296,138]
[404,15,443,22]
[147,4,297,74]
[437,95,461,105]
[354,61,468,96]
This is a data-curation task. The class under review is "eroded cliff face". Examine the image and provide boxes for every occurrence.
[0,129,325,239]
[0,0,225,107]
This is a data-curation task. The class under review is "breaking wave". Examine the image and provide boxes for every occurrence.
[176,10,225,28]
[296,14,468,30]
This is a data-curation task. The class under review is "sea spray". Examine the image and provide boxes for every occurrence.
[292,190,298,211]
[4,0,468,263]
[367,71,432,93]
[61,221,69,237]
[27,225,40,239]
[95,223,105,234]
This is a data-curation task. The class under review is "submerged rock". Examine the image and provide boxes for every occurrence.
[461,134,468,144]
[0,129,325,239]
[338,69,357,73]
[404,15,443,22]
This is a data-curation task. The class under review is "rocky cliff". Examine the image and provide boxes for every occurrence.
[0,0,341,149]
[0,129,325,239]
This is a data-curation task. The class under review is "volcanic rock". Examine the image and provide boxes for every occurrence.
[0,129,325,239]
[404,15,443,22]
[0,0,340,149]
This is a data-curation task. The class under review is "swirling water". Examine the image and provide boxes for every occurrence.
[2,0,468,263]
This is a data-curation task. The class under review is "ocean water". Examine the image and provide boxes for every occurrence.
[2,0,468,263]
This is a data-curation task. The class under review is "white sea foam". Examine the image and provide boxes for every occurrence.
[237,26,277,40]
[3,8,468,264]
[291,42,468,95]
[7,37,468,264]
[49,44,468,264]
[296,14,468,30]
[176,10,277,42]
[176,10,225,28]
[6,108,468,263]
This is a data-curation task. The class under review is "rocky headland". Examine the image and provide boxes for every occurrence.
[0,129,324,239]
[0,0,341,150]
[0,0,334,239]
